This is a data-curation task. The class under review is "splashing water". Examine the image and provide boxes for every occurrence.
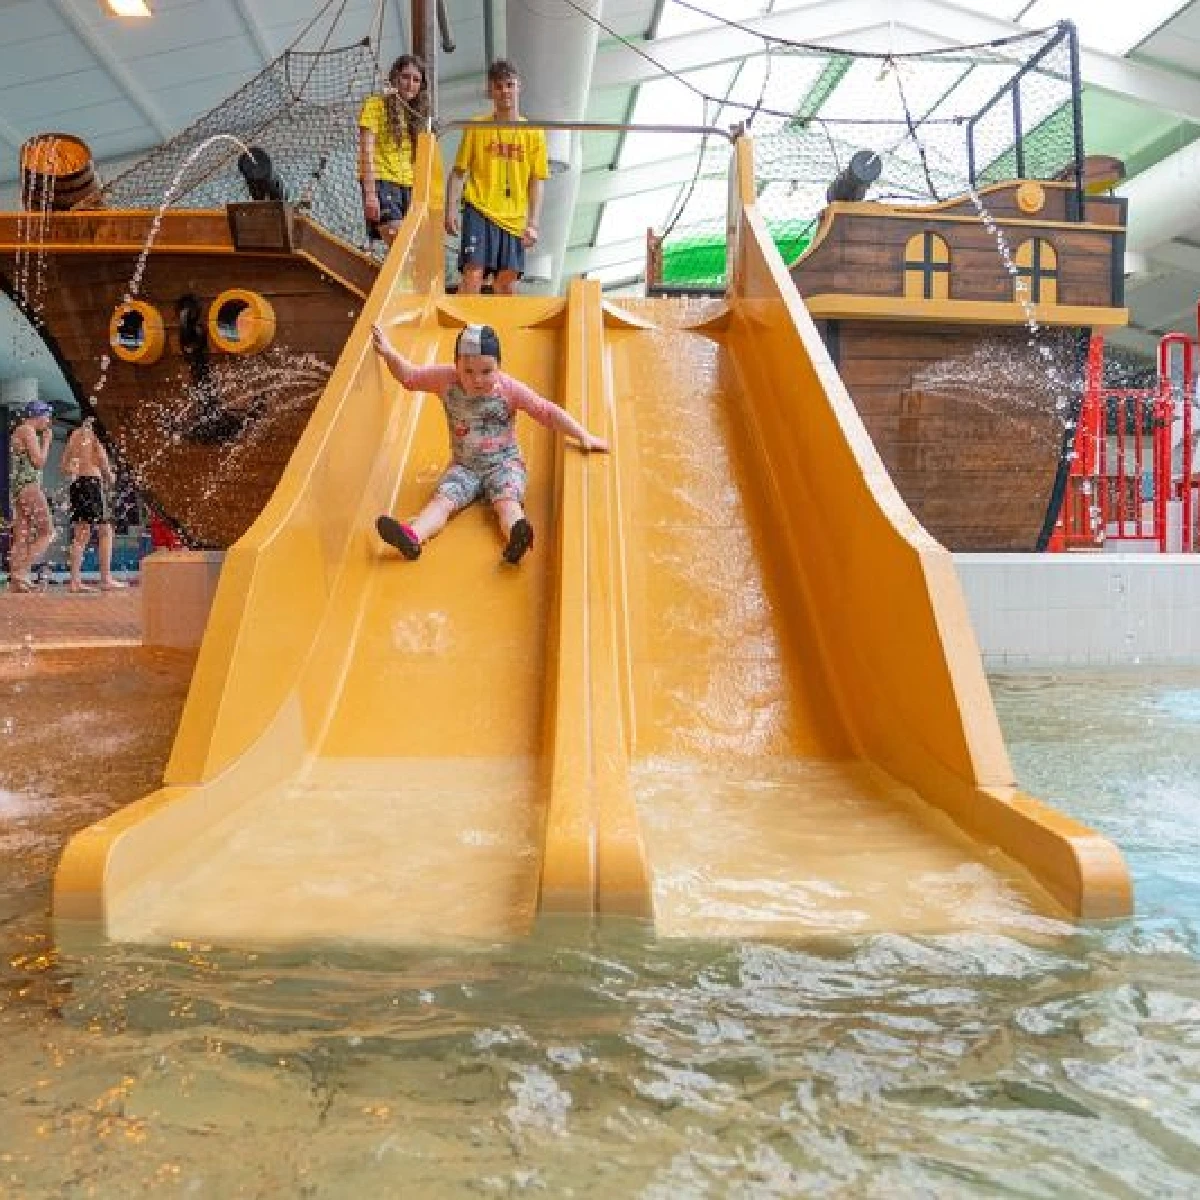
[84,133,256,416]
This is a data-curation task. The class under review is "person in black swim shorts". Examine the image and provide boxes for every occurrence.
[63,417,125,593]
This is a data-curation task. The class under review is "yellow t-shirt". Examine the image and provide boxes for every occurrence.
[358,95,414,187]
[454,115,549,237]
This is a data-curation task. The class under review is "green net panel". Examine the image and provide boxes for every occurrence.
[654,20,1080,293]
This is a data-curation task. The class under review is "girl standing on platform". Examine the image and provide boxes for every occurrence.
[358,54,429,246]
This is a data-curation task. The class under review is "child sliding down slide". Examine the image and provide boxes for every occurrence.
[371,321,608,565]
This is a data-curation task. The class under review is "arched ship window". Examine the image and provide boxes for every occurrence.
[903,232,950,300]
[1014,238,1058,305]
[208,289,276,355]
[109,300,165,365]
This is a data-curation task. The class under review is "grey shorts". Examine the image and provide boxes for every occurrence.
[436,458,527,511]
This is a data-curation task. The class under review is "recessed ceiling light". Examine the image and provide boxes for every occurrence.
[105,0,152,17]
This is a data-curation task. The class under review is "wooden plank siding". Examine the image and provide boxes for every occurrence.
[0,209,378,548]
[791,181,1122,550]
[823,320,1082,551]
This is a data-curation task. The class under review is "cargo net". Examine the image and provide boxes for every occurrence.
[100,40,381,253]
[649,19,1079,291]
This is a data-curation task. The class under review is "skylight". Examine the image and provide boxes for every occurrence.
[1018,0,1189,56]
[619,63,739,168]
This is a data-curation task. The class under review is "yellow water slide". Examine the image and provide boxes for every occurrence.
[53,137,1131,946]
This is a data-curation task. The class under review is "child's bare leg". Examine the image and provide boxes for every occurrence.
[69,524,93,592]
[409,495,455,542]
[459,265,485,295]
[376,495,455,561]
[494,270,519,296]
[494,499,534,565]
[493,499,523,538]
[8,509,30,582]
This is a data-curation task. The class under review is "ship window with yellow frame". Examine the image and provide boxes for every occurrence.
[903,232,950,301]
[1014,238,1058,304]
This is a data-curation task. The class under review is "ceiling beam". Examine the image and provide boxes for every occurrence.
[582,0,1200,124]
[1148,240,1200,278]
[564,235,649,277]
[889,1,1200,125]
[229,0,273,65]
[590,0,890,91]
[49,0,173,140]
[577,152,705,205]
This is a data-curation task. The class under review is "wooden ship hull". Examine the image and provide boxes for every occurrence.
[0,204,378,548]
[790,180,1128,551]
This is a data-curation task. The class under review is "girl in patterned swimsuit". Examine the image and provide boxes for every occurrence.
[371,320,607,564]
[7,400,55,593]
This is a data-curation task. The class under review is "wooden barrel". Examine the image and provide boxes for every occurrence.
[19,133,104,211]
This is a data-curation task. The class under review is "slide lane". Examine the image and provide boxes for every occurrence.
[604,300,1068,937]
[103,307,563,946]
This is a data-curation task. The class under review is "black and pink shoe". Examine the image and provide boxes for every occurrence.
[502,518,534,565]
[376,515,421,560]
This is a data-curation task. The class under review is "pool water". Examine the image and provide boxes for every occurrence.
[3,653,1200,1196]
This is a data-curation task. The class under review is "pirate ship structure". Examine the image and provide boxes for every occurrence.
[648,21,1128,551]
[0,34,389,548]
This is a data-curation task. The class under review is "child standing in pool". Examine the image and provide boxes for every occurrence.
[358,54,429,246]
[371,320,607,565]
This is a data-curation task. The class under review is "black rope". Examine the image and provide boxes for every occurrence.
[888,58,941,202]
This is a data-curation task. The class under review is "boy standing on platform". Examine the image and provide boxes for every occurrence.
[446,60,548,295]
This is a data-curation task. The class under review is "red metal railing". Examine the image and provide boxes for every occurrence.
[1053,331,1196,552]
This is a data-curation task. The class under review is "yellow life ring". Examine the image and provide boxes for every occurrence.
[109,300,165,365]
[209,289,276,355]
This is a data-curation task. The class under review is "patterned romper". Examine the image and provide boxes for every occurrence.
[401,365,576,511]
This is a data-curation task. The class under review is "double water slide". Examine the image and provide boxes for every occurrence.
[54,139,1132,946]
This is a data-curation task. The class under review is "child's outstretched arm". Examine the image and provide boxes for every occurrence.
[507,378,609,453]
[371,321,417,387]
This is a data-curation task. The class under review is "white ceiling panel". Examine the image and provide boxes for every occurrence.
[125,38,263,92]
[0,35,96,92]
[1,0,69,43]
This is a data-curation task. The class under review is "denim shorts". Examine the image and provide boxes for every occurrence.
[367,181,411,238]
[458,204,525,277]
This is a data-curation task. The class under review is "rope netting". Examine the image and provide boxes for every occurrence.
[100,41,382,253]
[653,22,1080,291]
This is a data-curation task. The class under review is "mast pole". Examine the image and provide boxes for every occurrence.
[412,0,438,122]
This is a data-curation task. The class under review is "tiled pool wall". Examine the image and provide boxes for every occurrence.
[955,554,1200,668]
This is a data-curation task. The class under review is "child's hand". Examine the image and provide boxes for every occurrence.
[521,223,539,249]
[370,322,389,356]
[581,433,609,454]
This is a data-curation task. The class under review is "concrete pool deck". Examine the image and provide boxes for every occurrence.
[5,552,1199,670]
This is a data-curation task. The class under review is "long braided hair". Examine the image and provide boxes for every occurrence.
[384,55,429,155]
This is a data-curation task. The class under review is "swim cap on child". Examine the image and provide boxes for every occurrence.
[23,400,52,418]
[455,323,501,361]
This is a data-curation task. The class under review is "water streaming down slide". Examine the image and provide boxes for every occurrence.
[53,136,1132,946]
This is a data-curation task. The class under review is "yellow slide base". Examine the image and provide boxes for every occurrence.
[53,134,1130,947]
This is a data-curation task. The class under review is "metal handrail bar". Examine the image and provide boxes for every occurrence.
[437,118,739,143]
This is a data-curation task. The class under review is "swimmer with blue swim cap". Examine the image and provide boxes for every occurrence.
[8,399,55,592]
